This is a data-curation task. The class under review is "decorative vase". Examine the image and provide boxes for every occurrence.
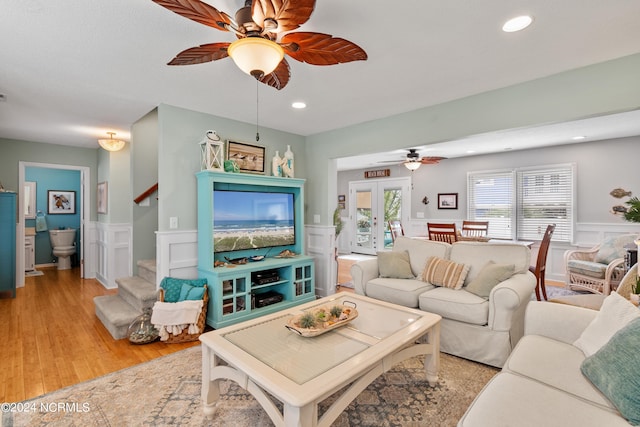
[283,145,294,178]
[127,308,159,344]
[272,151,282,177]
[224,160,239,173]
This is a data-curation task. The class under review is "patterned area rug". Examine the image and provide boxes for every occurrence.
[531,285,584,301]
[6,346,498,426]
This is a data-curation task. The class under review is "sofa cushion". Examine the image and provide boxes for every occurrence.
[581,317,640,425]
[458,372,631,427]
[377,250,414,279]
[504,335,616,410]
[573,292,640,357]
[366,277,434,308]
[449,242,530,285]
[422,256,470,290]
[594,234,637,264]
[419,287,488,325]
[391,237,451,277]
[567,259,607,279]
[465,261,515,298]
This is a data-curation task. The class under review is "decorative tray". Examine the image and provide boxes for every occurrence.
[286,302,357,337]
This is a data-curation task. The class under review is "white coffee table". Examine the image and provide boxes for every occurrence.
[200,292,441,427]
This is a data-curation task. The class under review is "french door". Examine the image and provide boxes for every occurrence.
[349,178,410,255]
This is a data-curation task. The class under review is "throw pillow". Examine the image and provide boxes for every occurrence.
[573,292,640,357]
[594,234,636,265]
[422,256,469,290]
[377,251,415,279]
[178,283,206,301]
[161,277,207,303]
[581,317,640,425]
[465,261,515,298]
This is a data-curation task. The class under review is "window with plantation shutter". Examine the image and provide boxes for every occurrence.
[468,164,574,242]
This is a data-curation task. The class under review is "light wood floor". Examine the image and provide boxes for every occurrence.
[0,267,198,403]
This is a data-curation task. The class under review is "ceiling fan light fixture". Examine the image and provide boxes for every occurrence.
[228,37,284,78]
[404,161,421,171]
[98,132,125,152]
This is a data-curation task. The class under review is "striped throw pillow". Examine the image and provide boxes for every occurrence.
[422,256,469,290]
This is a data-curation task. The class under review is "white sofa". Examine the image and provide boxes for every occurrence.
[458,300,637,426]
[350,236,536,367]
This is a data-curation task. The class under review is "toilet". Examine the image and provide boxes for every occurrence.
[49,229,76,270]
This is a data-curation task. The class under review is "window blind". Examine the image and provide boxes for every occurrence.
[467,170,515,239]
[468,165,574,242]
[517,165,573,242]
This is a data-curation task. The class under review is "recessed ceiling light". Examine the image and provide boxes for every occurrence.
[291,102,306,109]
[466,150,476,154]
[572,135,586,140]
[502,15,533,32]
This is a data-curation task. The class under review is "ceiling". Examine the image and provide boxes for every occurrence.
[2,1,640,165]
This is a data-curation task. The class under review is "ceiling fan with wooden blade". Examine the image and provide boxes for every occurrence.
[379,149,447,166]
[151,0,367,90]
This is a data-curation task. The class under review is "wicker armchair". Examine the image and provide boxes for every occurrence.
[564,234,638,295]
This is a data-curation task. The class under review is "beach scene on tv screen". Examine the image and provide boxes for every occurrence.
[213,190,295,253]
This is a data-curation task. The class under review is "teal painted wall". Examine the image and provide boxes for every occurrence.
[25,167,81,265]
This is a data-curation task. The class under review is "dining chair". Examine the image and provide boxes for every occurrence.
[462,220,489,237]
[530,224,555,301]
[388,220,404,242]
[427,222,458,244]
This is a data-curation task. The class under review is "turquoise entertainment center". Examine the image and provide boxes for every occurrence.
[196,171,315,329]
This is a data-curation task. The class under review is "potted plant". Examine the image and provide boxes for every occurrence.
[624,197,640,223]
[630,276,640,305]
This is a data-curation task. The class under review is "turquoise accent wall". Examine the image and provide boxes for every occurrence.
[25,167,81,265]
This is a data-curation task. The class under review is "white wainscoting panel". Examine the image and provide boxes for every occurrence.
[305,225,336,297]
[155,230,199,288]
[83,221,97,279]
[95,222,132,289]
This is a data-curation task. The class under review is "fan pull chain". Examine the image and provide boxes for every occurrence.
[255,79,260,142]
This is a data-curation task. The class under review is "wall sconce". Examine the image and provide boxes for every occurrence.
[98,132,126,152]
[422,196,430,205]
[199,130,224,171]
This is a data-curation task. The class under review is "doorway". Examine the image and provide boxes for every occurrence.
[348,177,410,255]
[18,161,89,287]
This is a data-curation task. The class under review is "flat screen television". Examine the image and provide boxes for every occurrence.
[213,190,295,253]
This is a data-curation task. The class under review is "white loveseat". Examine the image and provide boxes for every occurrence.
[351,236,536,367]
[459,298,639,426]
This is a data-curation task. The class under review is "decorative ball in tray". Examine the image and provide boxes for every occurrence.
[286,302,358,337]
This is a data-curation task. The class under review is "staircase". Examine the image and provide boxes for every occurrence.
[94,259,158,340]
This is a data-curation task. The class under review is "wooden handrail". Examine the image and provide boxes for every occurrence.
[134,183,158,204]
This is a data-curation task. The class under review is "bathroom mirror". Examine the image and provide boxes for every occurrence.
[25,181,36,219]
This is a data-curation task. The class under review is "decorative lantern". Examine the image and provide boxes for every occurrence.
[199,130,224,171]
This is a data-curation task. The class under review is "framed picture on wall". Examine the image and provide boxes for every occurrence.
[437,193,458,210]
[97,182,108,214]
[48,190,76,214]
[227,140,266,174]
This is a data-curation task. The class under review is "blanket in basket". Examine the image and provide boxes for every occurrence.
[151,300,204,341]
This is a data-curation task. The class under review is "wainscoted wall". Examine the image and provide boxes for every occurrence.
[305,225,336,297]
[338,217,640,284]
[155,230,199,287]
[154,227,337,298]
[95,222,132,289]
